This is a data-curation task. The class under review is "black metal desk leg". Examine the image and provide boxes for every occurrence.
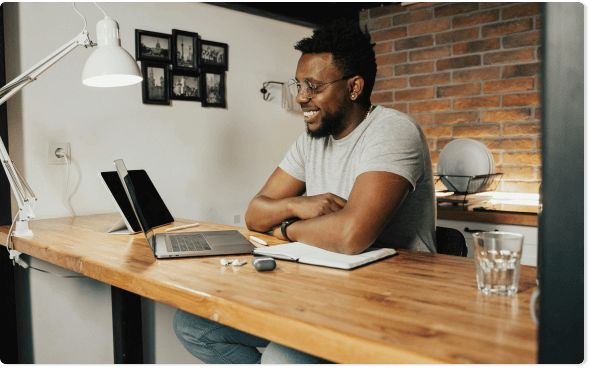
[111,286,143,364]
[0,248,18,363]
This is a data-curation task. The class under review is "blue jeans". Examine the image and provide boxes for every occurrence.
[173,309,331,364]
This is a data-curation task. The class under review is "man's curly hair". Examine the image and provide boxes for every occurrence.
[294,19,377,104]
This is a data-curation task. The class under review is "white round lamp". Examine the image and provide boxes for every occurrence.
[82,16,142,87]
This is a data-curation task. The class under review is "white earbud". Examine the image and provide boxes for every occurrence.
[220,258,235,266]
[232,259,247,266]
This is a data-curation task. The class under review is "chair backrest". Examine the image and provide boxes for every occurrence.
[436,226,468,257]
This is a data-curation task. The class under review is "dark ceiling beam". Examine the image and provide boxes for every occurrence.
[207,3,398,28]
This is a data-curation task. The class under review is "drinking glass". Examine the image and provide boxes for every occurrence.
[473,232,524,296]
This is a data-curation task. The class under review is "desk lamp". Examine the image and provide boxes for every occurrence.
[0,3,142,241]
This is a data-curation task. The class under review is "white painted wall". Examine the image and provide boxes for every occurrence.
[4,2,312,363]
[5,2,309,226]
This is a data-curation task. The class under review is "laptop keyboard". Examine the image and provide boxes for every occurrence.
[166,233,212,253]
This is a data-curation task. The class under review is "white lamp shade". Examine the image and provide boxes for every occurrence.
[82,17,142,87]
[82,46,142,87]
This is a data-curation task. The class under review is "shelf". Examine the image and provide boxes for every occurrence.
[437,208,538,226]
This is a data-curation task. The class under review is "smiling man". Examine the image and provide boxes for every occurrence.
[245,21,436,256]
[174,20,436,364]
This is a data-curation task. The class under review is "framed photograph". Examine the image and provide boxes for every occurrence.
[141,62,170,105]
[172,30,199,71]
[135,30,172,63]
[199,40,228,71]
[201,69,226,108]
[170,71,201,101]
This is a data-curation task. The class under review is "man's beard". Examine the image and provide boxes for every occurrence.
[306,111,346,139]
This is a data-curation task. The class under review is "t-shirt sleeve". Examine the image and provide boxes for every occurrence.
[278,133,307,182]
[357,117,424,191]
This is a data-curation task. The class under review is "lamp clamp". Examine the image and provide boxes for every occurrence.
[8,234,28,269]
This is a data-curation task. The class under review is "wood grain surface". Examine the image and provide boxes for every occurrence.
[438,208,538,226]
[0,213,538,364]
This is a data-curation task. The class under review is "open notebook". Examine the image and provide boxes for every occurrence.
[252,242,396,270]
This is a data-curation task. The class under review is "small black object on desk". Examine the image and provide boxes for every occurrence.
[252,257,276,271]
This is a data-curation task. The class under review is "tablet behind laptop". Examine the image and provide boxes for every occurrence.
[100,170,174,234]
[112,159,255,259]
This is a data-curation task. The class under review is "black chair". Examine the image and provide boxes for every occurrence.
[436,226,468,257]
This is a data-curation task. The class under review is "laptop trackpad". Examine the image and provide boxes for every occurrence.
[206,232,246,246]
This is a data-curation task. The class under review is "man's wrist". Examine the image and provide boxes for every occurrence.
[281,217,300,242]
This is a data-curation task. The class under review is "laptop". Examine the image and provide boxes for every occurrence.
[113,159,256,259]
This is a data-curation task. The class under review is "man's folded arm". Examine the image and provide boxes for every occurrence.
[280,171,411,255]
[245,167,307,232]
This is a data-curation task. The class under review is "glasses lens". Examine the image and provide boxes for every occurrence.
[287,79,315,98]
[288,80,299,97]
[301,80,314,99]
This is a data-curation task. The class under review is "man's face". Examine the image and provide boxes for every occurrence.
[294,53,349,139]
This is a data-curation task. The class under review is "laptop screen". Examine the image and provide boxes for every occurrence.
[114,159,173,249]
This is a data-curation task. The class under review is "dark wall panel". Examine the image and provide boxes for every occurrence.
[538,2,584,363]
[0,4,19,364]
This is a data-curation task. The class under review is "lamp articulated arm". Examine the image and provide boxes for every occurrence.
[0,30,95,237]
[2,5,141,271]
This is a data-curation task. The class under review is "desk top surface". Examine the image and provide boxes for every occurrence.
[0,213,538,364]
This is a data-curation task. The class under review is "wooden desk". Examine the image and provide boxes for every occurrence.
[0,213,538,364]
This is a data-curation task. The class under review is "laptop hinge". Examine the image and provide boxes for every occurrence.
[148,234,157,254]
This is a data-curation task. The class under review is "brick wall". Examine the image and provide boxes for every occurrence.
[360,2,542,194]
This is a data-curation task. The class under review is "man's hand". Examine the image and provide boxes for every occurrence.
[272,193,345,241]
[245,168,307,233]
[245,168,346,233]
[281,172,412,255]
[289,193,347,220]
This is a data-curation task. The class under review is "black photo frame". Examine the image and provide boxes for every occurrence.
[141,62,170,105]
[135,30,172,63]
[201,69,226,108]
[199,40,228,71]
[170,71,201,101]
[171,30,199,71]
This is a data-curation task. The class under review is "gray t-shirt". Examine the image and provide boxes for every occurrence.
[279,105,436,253]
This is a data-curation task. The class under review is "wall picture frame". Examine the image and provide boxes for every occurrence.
[170,71,201,101]
[135,30,172,63]
[199,40,228,71]
[201,69,226,108]
[172,30,199,71]
[141,62,170,105]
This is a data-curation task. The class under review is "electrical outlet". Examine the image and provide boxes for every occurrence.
[47,142,70,165]
[233,214,241,224]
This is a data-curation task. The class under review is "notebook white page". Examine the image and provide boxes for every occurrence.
[253,242,396,270]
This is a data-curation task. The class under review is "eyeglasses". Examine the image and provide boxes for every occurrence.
[288,74,355,99]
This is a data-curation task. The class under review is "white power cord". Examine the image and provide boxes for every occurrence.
[72,2,108,32]
[4,148,81,277]
[55,148,75,217]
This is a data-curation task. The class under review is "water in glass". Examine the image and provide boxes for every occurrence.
[475,246,521,296]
